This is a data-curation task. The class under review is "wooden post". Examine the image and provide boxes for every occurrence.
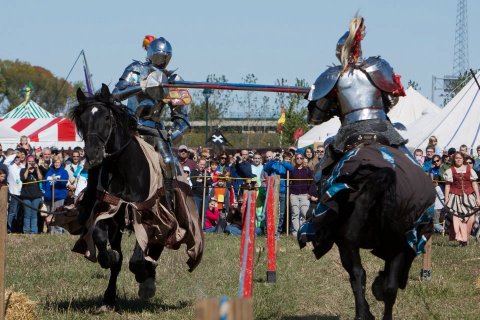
[265,176,277,283]
[201,170,208,229]
[238,191,256,298]
[195,297,253,320]
[51,179,55,210]
[0,186,8,318]
[420,237,432,281]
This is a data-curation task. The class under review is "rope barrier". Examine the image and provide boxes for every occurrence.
[8,194,70,215]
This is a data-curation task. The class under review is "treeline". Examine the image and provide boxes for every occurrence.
[0,59,82,115]
[0,60,311,145]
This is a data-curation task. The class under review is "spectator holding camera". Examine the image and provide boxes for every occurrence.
[263,151,294,237]
[20,155,43,234]
[44,156,69,234]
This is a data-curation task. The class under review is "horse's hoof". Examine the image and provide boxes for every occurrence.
[110,250,120,264]
[93,304,115,314]
[372,276,385,302]
[138,277,156,300]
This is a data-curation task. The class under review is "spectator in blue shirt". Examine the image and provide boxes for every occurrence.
[263,151,294,237]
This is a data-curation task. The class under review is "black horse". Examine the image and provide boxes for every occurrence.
[300,144,435,320]
[69,85,203,310]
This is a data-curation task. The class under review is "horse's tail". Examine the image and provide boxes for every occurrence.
[346,166,396,241]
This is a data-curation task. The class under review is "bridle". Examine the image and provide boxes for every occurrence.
[84,103,132,160]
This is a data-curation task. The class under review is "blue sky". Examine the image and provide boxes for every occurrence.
[1,0,479,108]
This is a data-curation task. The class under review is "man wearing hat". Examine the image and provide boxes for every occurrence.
[177,145,197,172]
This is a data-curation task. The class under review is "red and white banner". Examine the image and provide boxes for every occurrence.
[0,118,83,149]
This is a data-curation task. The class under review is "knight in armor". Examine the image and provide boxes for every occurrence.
[301,15,407,251]
[112,35,192,191]
[308,16,406,173]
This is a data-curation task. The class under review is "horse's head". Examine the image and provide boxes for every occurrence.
[72,84,132,167]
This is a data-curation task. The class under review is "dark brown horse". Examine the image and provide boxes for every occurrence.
[300,144,435,320]
[70,85,203,310]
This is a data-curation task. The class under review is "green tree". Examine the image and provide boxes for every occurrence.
[442,70,478,105]
[189,74,233,121]
[407,80,421,91]
[0,59,75,114]
[275,78,309,146]
[236,74,259,146]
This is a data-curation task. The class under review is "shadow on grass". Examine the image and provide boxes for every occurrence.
[281,316,340,320]
[45,296,190,314]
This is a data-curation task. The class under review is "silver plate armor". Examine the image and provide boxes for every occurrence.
[308,57,399,125]
[112,43,191,178]
[362,57,398,93]
[308,65,342,102]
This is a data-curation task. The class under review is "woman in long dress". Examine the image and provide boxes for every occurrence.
[444,152,480,246]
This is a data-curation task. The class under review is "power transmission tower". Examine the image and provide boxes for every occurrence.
[432,0,470,105]
[453,0,469,76]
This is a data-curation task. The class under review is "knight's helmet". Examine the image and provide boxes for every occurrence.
[335,16,365,66]
[146,37,173,69]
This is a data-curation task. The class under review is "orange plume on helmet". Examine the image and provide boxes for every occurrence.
[142,35,156,50]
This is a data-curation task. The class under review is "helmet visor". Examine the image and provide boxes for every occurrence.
[150,53,171,68]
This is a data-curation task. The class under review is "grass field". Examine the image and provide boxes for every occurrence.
[5,233,480,319]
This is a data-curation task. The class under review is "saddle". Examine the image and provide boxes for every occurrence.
[343,133,390,152]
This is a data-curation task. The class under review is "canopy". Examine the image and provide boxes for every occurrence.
[0,118,83,149]
[404,72,480,151]
[2,99,54,119]
[388,87,440,126]
[298,86,440,148]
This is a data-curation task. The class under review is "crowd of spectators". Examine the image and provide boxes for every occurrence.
[3,134,478,245]
[0,136,324,238]
[0,136,88,234]
[175,144,322,238]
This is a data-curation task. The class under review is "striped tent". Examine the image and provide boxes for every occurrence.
[2,99,54,119]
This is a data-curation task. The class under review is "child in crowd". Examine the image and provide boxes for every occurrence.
[208,160,221,184]
[210,175,230,214]
[205,197,220,233]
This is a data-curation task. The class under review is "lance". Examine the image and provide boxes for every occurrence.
[162,80,310,94]
[113,70,310,101]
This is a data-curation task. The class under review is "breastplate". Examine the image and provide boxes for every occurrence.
[336,69,384,116]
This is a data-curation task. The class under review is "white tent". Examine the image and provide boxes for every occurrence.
[2,99,54,119]
[404,72,480,151]
[388,87,440,127]
[298,117,340,148]
[0,118,83,149]
[298,86,439,148]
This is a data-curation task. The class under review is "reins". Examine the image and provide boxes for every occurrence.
[84,106,133,160]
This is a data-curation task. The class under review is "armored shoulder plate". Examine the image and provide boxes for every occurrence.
[361,57,397,93]
[308,65,342,101]
[115,60,146,90]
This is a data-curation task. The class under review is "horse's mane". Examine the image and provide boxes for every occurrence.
[70,89,135,138]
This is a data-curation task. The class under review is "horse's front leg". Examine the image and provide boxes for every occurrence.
[129,241,164,300]
[380,250,414,320]
[337,241,375,320]
[92,220,120,269]
[101,223,123,309]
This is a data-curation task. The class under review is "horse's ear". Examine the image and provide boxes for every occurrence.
[76,88,87,102]
[100,84,111,100]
